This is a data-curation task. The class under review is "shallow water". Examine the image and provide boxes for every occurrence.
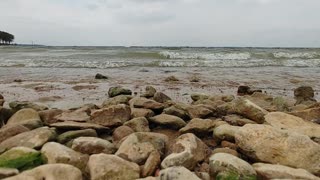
[0,46,319,109]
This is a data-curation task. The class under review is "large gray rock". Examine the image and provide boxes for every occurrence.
[130,97,164,110]
[71,137,116,155]
[235,124,320,175]
[232,98,268,123]
[116,132,168,165]
[179,118,215,136]
[90,104,131,127]
[124,117,150,132]
[57,129,97,144]
[0,127,57,153]
[209,153,257,180]
[265,112,320,139]
[159,166,201,180]
[149,114,186,130]
[6,108,41,125]
[87,154,140,180]
[253,163,320,180]
[41,142,89,171]
[4,164,83,180]
[161,133,208,170]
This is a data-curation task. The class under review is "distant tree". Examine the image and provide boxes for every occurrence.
[0,31,14,45]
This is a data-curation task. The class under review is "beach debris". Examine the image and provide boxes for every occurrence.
[95,73,108,79]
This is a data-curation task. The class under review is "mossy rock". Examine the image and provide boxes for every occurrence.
[216,171,257,180]
[0,147,43,171]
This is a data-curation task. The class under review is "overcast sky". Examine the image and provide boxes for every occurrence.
[1,0,320,47]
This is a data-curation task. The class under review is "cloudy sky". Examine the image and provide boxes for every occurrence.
[1,0,320,47]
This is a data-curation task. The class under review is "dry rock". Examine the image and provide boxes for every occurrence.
[71,137,116,155]
[124,117,150,132]
[149,114,186,130]
[90,104,131,127]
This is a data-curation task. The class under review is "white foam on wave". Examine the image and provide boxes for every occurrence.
[273,52,319,59]
[159,51,251,60]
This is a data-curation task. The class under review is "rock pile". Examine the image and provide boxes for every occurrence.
[0,85,319,180]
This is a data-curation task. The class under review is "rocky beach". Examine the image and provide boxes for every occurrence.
[0,83,320,180]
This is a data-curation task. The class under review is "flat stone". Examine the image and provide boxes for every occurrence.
[49,121,109,132]
[179,118,215,136]
[90,104,131,127]
[187,105,213,119]
[4,164,83,180]
[54,108,90,122]
[124,117,150,132]
[108,86,132,97]
[71,137,116,155]
[57,129,97,144]
[88,154,140,180]
[0,124,30,144]
[9,101,48,111]
[130,97,164,110]
[102,95,133,107]
[41,142,89,171]
[0,127,57,153]
[232,98,268,123]
[149,114,186,130]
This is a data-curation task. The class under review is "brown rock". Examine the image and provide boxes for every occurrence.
[101,95,133,107]
[124,117,150,132]
[0,124,30,143]
[187,105,213,119]
[179,118,215,136]
[71,137,116,155]
[163,105,189,119]
[290,107,320,122]
[149,114,186,130]
[6,108,41,126]
[39,109,63,125]
[112,126,134,145]
[141,86,157,98]
[130,97,164,110]
[55,108,90,122]
[141,151,161,177]
[221,141,237,150]
[212,148,239,157]
[294,86,317,105]
[90,104,131,127]
[49,121,109,132]
[223,114,257,126]
[131,108,155,118]
[232,98,268,123]
[153,92,171,103]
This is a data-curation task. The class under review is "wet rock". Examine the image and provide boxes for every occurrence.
[213,124,239,142]
[149,114,186,130]
[130,97,164,110]
[57,129,97,144]
[237,85,262,96]
[87,154,140,180]
[9,101,48,111]
[90,104,131,127]
[0,94,4,106]
[0,168,19,179]
[50,121,109,132]
[141,86,157,98]
[0,147,43,171]
[108,86,132,97]
[0,124,29,144]
[159,166,201,180]
[164,76,179,82]
[141,151,161,177]
[232,98,268,123]
[222,114,257,126]
[265,112,320,139]
[187,105,213,119]
[4,164,83,180]
[102,95,132,107]
[253,163,320,180]
[71,137,116,155]
[153,92,171,103]
[41,142,88,171]
[55,108,90,122]
[39,109,63,125]
[161,133,208,170]
[95,73,108,79]
[112,126,134,145]
[294,86,317,105]
[179,118,215,136]
[209,153,257,180]
[0,127,57,153]
[163,104,189,119]
[235,124,320,175]
[116,132,168,165]
[123,117,150,132]
[131,108,155,118]
[6,108,41,127]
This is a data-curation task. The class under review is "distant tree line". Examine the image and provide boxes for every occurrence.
[0,31,14,45]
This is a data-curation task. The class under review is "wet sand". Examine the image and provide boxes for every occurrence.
[0,66,319,109]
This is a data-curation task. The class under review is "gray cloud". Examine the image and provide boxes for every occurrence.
[0,0,319,47]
